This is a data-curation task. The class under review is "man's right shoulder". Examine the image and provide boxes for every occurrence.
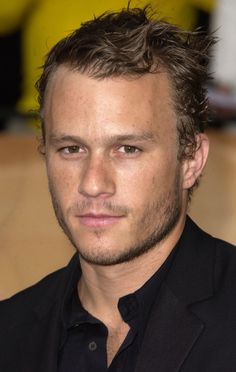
[0,253,79,327]
[0,267,63,318]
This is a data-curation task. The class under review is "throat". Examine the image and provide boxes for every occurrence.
[106,322,130,367]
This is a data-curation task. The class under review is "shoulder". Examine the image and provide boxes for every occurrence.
[194,220,236,273]
[168,217,236,302]
[211,235,236,290]
[0,267,64,322]
[184,216,235,258]
[0,253,79,325]
[190,217,236,290]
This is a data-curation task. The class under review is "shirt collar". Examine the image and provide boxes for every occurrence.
[61,242,179,342]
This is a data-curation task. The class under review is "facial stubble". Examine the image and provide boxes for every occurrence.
[48,168,182,266]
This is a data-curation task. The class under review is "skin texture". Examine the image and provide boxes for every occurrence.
[44,67,187,266]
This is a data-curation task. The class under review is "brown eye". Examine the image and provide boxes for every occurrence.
[119,145,140,154]
[61,146,82,154]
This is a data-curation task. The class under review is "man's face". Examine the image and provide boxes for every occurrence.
[44,66,186,265]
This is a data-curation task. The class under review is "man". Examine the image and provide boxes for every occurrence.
[0,5,236,372]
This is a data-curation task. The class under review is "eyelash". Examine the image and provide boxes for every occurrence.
[59,145,84,154]
[117,145,141,154]
[57,144,142,158]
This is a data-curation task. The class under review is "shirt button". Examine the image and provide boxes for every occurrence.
[88,341,97,351]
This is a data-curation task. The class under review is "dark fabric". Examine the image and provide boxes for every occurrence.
[58,243,178,372]
[0,216,236,372]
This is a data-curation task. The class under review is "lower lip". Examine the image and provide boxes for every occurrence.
[78,216,123,228]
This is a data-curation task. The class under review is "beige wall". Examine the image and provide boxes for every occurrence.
[0,131,235,299]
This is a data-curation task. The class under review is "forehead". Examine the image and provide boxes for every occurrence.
[43,65,177,138]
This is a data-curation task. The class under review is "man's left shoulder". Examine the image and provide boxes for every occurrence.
[189,217,236,288]
[185,216,235,256]
[209,233,236,288]
[176,217,236,293]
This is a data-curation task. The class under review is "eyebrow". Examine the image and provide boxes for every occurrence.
[48,132,158,146]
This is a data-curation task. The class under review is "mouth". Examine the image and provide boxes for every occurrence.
[77,213,124,228]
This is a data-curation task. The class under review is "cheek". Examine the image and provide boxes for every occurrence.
[116,165,162,205]
[47,158,78,202]
[127,160,175,191]
[124,161,180,211]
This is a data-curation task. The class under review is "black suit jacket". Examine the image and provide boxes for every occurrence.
[1,217,236,372]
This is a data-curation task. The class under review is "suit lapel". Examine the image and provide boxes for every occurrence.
[136,217,215,372]
[17,253,80,372]
[135,283,204,372]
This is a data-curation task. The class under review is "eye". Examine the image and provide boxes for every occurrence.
[118,145,141,154]
[59,145,85,155]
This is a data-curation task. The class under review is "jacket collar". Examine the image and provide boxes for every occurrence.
[22,254,81,372]
[33,252,81,321]
[166,216,214,305]
[135,216,215,372]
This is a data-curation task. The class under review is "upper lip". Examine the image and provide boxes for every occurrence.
[78,213,122,218]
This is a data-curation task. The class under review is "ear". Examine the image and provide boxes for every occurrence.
[182,133,209,190]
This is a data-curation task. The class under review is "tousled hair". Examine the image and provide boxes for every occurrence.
[36,5,215,177]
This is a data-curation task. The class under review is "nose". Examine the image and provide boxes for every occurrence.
[78,154,116,198]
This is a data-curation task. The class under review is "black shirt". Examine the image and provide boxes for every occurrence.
[58,245,178,372]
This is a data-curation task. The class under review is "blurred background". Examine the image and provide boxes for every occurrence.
[0,0,235,299]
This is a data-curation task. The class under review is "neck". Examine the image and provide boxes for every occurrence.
[78,213,186,327]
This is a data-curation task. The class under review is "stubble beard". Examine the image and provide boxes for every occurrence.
[48,172,182,266]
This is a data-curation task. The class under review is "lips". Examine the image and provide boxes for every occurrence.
[77,213,123,228]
